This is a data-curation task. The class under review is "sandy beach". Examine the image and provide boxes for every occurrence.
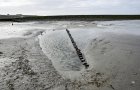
[0,20,140,90]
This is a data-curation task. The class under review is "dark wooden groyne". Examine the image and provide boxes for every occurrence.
[66,29,89,69]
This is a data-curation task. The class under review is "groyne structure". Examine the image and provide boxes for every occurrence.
[66,29,89,69]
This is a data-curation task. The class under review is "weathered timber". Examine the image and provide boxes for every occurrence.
[66,29,89,69]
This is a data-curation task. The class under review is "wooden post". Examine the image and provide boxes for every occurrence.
[66,29,89,69]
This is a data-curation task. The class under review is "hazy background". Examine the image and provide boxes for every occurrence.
[0,0,140,15]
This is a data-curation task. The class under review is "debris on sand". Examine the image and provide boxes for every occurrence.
[0,52,3,56]
[14,56,36,75]
[0,52,3,54]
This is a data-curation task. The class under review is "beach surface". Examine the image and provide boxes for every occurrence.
[0,20,140,90]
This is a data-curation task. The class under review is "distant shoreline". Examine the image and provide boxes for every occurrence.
[0,15,140,22]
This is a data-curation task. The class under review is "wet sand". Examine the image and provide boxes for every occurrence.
[39,29,140,90]
[0,34,111,90]
[0,20,140,90]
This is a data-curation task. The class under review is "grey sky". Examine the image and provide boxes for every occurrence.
[0,0,140,15]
